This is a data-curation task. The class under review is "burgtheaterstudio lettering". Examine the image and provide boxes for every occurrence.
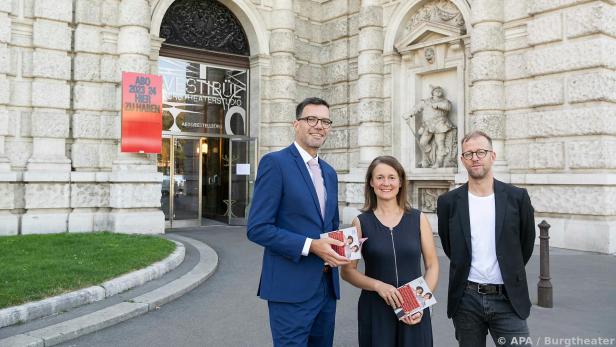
[163,75,245,110]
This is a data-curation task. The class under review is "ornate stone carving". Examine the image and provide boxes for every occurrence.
[424,47,435,63]
[419,188,448,213]
[403,86,457,168]
[404,0,465,34]
[159,0,250,56]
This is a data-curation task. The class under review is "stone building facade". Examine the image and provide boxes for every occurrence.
[0,0,614,254]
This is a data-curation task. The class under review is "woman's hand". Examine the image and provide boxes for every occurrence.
[374,281,403,308]
[401,311,423,325]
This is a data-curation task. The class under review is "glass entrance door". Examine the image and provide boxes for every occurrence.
[201,137,229,223]
[171,137,201,227]
[227,138,256,225]
[158,138,171,222]
[158,135,255,227]
[158,136,202,228]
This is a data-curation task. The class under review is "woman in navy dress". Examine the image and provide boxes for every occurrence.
[341,156,439,347]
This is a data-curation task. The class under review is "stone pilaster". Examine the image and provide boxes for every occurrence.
[21,0,73,234]
[0,3,18,235]
[263,0,296,152]
[108,0,163,234]
[68,0,116,232]
[469,0,507,172]
[249,54,270,143]
[356,0,384,166]
[0,3,11,172]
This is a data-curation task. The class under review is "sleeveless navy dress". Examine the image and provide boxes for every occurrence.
[357,209,433,347]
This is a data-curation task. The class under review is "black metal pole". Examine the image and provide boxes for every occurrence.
[537,220,553,308]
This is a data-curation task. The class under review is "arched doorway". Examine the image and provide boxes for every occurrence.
[156,0,255,227]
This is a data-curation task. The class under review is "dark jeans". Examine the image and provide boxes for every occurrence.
[452,286,530,347]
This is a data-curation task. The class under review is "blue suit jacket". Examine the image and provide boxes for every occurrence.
[247,144,340,303]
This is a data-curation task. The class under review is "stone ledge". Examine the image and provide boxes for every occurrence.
[0,214,19,236]
[100,242,185,297]
[131,234,219,310]
[70,171,111,182]
[108,172,161,183]
[0,287,105,329]
[0,172,21,182]
[0,334,42,347]
[26,302,149,346]
[24,172,67,187]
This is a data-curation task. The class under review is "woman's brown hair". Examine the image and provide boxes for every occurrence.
[361,156,411,212]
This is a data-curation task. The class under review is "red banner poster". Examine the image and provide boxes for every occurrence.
[121,72,163,153]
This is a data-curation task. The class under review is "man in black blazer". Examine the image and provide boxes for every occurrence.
[437,131,535,347]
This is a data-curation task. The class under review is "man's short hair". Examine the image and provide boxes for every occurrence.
[461,130,493,149]
[296,97,330,119]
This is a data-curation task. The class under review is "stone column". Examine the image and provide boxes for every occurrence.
[469,0,507,171]
[22,0,73,234]
[0,2,11,170]
[249,54,270,142]
[356,0,384,166]
[264,0,296,154]
[69,0,118,232]
[0,2,18,235]
[383,52,401,157]
[108,0,163,234]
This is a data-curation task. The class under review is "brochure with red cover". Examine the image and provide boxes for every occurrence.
[319,226,366,260]
[393,276,437,320]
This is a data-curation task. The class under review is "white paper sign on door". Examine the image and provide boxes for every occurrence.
[236,163,250,176]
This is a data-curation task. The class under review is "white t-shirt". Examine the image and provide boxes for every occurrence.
[467,192,504,284]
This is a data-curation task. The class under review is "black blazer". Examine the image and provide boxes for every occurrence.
[437,179,536,319]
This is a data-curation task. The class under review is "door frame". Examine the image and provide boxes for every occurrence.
[162,133,255,228]
[227,136,257,225]
[163,134,203,229]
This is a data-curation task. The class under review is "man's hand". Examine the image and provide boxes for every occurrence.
[309,238,350,267]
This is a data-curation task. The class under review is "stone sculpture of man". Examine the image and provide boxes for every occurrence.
[404,86,456,168]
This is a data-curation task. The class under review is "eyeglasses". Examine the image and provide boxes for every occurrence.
[298,116,333,129]
[461,149,492,160]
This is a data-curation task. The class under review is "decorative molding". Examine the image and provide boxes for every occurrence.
[404,0,465,34]
[396,20,465,52]
[159,0,250,56]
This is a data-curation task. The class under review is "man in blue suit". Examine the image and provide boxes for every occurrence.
[247,97,349,347]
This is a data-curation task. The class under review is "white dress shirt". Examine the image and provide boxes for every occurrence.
[293,142,326,256]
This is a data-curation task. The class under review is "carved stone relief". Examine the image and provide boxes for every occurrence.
[403,85,458,168]
[424,47,435,63]
[419,187,448,213]
[404,0,466,34]
[160,0,250,55]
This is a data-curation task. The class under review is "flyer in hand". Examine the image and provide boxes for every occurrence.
[319,226,366,260]
[393,276,437,320]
